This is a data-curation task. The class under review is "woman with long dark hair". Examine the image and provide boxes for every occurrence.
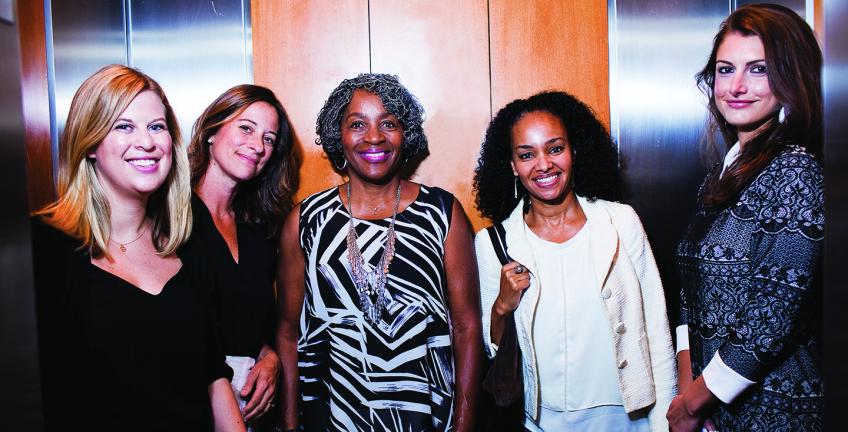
[187,84,296,430]
[667,4,824,431]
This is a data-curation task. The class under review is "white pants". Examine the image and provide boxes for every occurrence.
[524,405,650,432]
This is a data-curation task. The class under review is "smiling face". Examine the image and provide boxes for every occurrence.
[207,101,279,184]
[340,89,404,183]
[510,110,574,205]
[91,90,173,203]
[714,32,780,144]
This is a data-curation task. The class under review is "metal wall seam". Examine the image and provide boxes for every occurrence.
[124,0,133,67]
[43,0,58,179]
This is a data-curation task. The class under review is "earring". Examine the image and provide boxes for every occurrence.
[778,106,787,123]
[208,136,214,144]
[334,157,348,170]
[513,176,518,199]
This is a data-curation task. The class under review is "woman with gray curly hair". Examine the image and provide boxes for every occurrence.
[276,73,482,431]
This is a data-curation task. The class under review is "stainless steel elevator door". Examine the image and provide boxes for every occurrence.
[49,0,252,161]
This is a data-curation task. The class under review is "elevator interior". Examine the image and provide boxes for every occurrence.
[2,0,845,429]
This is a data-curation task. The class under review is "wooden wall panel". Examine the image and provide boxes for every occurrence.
[489,0,610,126]
[369,0,491,231]
[252,0,370,202]
[252,0,610,231]
[18,0,54,211]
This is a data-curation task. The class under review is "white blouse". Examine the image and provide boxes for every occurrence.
[526,221,623,411]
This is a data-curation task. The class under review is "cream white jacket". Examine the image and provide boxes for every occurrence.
[476,196,677,431]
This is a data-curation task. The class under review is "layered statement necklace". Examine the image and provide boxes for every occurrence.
[345,181,402,324]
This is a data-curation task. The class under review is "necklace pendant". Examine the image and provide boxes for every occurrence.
[345,181,402,325]
[119,244,127,252]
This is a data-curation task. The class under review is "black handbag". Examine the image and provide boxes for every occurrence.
[477,223,525,431]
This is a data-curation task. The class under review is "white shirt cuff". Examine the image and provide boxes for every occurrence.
[702,351,756,404]
[675,325,689,354]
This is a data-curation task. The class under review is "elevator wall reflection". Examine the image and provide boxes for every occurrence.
[49,0,253,175]
[609,0,813,327]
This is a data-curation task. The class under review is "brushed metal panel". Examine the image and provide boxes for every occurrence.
[129,0,252,140]
[50,0,126,136]
[609,0,730,326]
[0,0,12,23]
[737,0,807,22]
[0,4,43,429]
[822,0,848,421]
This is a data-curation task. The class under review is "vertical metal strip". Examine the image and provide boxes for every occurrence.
[125,0,133,67]
[242,0,253,82]
[607,0,620,160]
[43,0,58,178]
[806,0,815,29]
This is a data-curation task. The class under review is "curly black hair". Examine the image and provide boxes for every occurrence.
[315,73,427,168]
[473,91,620,223]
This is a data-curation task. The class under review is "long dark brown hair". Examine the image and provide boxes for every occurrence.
[696,3,822,207]
[188,84,296,237]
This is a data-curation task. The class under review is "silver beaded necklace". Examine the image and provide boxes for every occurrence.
[345,181,403,324]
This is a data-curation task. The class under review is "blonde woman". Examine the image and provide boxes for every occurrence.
[32,64,245,432]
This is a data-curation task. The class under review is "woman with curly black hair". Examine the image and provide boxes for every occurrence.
[474,91,676,431]
[276,73,481,431]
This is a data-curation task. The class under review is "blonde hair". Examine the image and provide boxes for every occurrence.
[35,64,192,258]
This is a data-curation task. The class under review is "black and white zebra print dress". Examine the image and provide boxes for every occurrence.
[298,184,456,432]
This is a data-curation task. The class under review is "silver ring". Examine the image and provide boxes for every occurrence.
[514,265,525,274]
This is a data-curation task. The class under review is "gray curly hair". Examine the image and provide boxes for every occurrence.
[315,73,427,168]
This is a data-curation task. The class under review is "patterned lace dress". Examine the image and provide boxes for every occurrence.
[677,147,824,431]
[297,185,456,431]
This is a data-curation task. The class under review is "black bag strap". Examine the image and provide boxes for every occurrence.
[486,223,510,266]
[482,222,524,408]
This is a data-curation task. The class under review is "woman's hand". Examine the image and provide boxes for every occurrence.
[241,348,280,421]
[667,375,719,432]
[489,261,530,346]
[493,261,530,316]
[667,393,702,432]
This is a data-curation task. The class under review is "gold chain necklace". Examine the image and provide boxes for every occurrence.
[110,226,147,252]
